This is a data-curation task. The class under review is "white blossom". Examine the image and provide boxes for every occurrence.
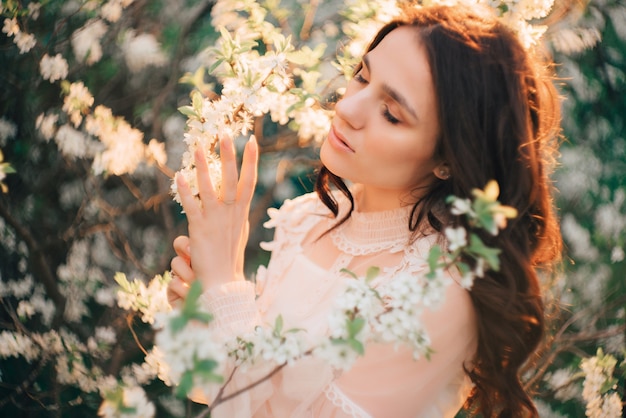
[153,312,226,391]
[115,273,172,324]
[72,19,108,65]
[2,17,19,37]
[95,287,116,306]
[98,384,155,418]
[449,197,473,216]
[0,117,17,145]
[313,338,361,371]
[445,227,467,252]
[14,31,36,53]
[122,31,167,73]
[62,82,95,127]
[252,326,305,365]
[29,292,56,326]
[40,53,69,83]
[293,106,332,145]
[545,368,579,402]
[1,275,34,298]
[101,0,124,22]
[561,214,599,262]
[55,124,89,159]
[16,300,35,318]
[0,331,39,361]
[35,113,58,141]
[610,246,624,263]
[27,3,42,20]
[145,138,167,166]
[580,353,622,418]
[86,105,148,175]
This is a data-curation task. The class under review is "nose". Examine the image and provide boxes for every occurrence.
[334,87,370,130]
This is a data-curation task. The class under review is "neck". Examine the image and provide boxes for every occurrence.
[354,185,415,212]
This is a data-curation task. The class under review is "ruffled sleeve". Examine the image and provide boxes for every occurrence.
[200,280,259,336]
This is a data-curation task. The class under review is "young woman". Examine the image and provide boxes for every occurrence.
[168,4,562,417]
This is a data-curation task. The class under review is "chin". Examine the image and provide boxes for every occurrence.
[319,142,345,178]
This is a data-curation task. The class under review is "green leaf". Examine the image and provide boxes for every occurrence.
[191,90,204,112]
[113,272,130,290]
[599,377,618,394]
[347,338,364,355]
[456,261,471,276]
[170,315,188,334]
[182,280,204,316]
[427,245,443,272]
[274,314,284,335]
[339,268,358,279]
[347,317,365,338]
[191,311,213,324]
[1,163,16,174]
[178,105,197,118]
[365,266,380,282]
[195,358,218,373]
[176,371,194,398]
[468,234,501,271]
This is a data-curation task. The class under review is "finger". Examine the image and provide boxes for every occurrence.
[219,136,238,203]
[194,147,218,207]
[236,221,250,277]
[238,135,258,206]
[167,287,182,306]
[173,235,191,259]
[167,276,190,304]
[176,172,201,219]
[171,256,195,283]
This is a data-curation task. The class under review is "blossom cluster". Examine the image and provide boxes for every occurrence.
[580,349,624,418]
[115,272,172,324]
[3,0,168,178]
[171,0,335,203]
[436,180,518,289]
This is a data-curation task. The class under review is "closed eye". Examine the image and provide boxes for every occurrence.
[353,72,368,84]
[382,104,400,124]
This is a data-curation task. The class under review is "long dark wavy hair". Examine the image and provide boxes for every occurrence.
[315,4,562,417]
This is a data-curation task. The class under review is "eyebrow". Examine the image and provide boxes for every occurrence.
[363,54,419,121]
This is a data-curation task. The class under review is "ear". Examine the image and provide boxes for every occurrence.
[433,163,451,180]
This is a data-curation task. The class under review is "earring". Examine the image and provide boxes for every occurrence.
[439,167,450,180]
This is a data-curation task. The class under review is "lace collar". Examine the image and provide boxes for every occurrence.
[329,203,414,256]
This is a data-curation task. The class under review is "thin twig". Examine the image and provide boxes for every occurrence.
[127,315,149,356]
[299,0,319,41]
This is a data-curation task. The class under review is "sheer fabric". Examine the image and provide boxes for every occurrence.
[199,191,477,417]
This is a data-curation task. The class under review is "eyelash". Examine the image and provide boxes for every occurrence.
[382,105,400,124]
[353,71,401,125]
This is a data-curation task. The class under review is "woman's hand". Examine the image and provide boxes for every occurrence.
[169,136,258,302]
[167,235,193,305]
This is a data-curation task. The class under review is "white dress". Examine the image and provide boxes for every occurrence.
[200,192,478,418]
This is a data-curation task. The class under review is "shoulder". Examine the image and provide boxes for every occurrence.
[260,192,333,253]
[263,192,331,231]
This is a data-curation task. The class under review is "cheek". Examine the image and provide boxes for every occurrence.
[368,131,434,164]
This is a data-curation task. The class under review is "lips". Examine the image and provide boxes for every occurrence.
[328,126,355,153]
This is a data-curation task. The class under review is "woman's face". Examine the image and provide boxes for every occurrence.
[320,26,444,200]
